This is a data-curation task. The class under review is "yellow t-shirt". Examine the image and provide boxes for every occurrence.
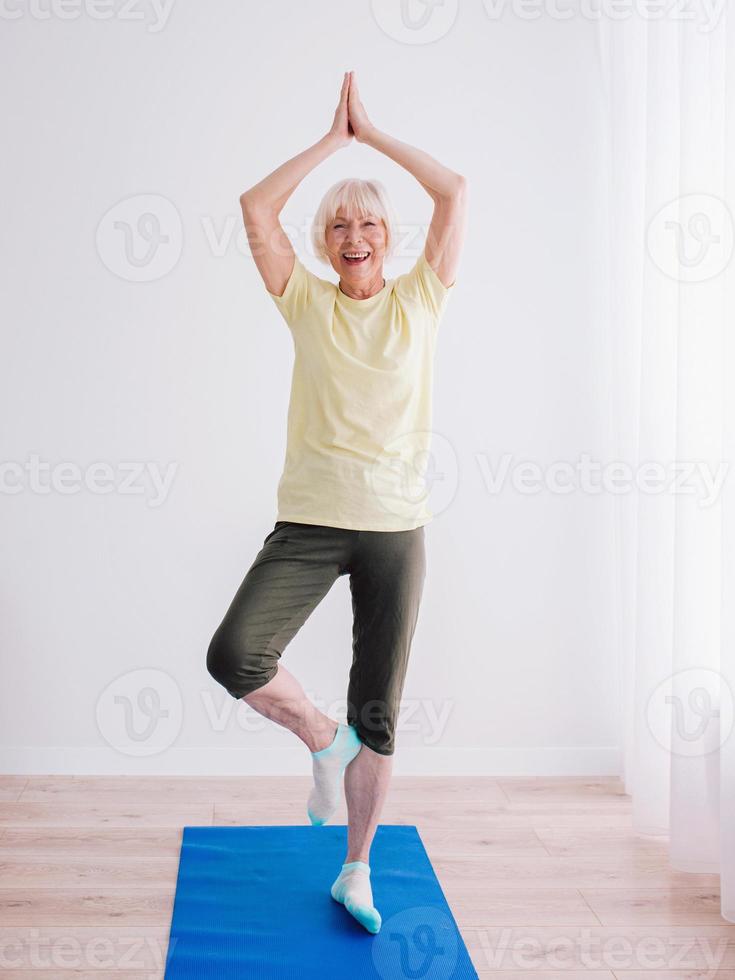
[266,249,455,531]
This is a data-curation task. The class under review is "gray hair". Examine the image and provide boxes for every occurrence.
[310,177,399,264]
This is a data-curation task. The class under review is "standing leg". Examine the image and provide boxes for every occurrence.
[331,526,426,933]
[343,748,393,861]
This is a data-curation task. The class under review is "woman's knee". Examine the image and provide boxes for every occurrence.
[206,626,236,690]
[206,622,276,699]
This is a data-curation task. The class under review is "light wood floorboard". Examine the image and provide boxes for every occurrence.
[0,776,732,978]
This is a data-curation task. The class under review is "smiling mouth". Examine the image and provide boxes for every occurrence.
[342,251,371,265]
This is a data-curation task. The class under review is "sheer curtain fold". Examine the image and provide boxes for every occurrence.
[597,2,734,922]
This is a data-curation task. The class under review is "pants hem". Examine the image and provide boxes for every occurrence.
[225,668,278,700]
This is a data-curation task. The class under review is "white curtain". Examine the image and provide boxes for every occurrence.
[597,1,735,922]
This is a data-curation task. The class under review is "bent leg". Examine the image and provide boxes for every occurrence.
[245,663,338,753]
[206,521,347,749]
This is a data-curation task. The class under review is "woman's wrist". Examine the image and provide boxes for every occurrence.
[323,131,349,151]
[357,124,379,146]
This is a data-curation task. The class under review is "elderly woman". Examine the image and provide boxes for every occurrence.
[207,71,466,933]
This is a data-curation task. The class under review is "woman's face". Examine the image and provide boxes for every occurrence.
[325,211,387,284]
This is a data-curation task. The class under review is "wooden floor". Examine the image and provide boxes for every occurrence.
[0,774,733,978]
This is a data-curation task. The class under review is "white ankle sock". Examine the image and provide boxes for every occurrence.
[330,860,381,934]
[307,722,362,826]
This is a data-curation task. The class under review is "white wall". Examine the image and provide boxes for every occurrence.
[0,0,619,774]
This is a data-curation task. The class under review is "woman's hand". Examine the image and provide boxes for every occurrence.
[327,72,353,149]
[347,71,375,143]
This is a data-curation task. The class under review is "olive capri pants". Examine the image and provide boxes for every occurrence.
[206,520,426,755]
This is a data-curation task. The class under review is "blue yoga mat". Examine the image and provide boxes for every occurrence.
[164,823,478,979]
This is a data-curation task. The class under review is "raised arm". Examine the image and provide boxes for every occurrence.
[347,71,466,289]
[239,72,353,297]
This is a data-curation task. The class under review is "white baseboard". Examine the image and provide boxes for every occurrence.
[0,745,622,776]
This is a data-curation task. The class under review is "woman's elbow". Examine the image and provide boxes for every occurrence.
[239,189,266,214]
[436,175,466,202]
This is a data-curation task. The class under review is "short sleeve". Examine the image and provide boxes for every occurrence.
[394,249,456,320]
[265,254,313,328]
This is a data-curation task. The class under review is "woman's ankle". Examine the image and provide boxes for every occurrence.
[303,716,339,753]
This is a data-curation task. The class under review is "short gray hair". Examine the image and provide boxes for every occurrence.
[310,178,399,264]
